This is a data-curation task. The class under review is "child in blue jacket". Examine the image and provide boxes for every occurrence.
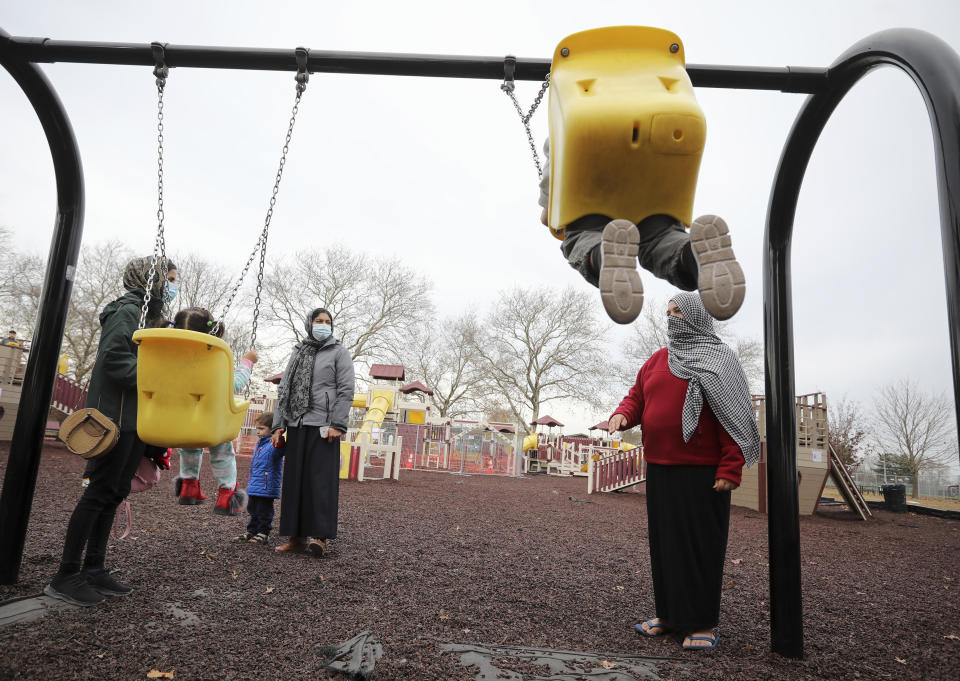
[236,411,285,544]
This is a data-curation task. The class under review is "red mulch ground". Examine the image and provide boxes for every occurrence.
[1,442,958,681]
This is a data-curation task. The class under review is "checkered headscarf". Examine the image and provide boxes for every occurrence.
[666,292,759,467]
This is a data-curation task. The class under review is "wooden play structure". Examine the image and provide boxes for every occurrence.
[1,344,87,442]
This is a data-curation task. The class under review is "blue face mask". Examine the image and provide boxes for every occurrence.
[312,323,332,341]
[163,283,179,304]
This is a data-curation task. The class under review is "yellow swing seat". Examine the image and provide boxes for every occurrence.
[132,328,249,448]
[546,26,706,240]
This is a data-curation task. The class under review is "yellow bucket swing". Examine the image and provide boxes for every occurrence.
[133,45,311,449]
[504,26,706,241]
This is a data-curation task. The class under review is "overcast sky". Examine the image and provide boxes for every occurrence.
[2,0,959,443]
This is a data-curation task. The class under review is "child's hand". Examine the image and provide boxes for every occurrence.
[271,428,285,448]
[243,350,259,364]
[540,208,549,226]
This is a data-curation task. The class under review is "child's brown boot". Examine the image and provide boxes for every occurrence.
[690,215,745,320]
[599,219,644,324]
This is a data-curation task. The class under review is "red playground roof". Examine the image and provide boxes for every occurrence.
[487,422,516,433]
[531,415,564,427]
[370,364,405,380]
[400,380,433,396]
[589,420,609,431]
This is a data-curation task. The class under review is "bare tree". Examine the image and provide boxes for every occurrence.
[402,313,486,419]
[61,242,134,383]
[618,295,763,392]
[471,286,612,432]
[171,252,238,315]
[0,246,44,339]
[828,395,868,473]
[873,378,958,498]
[260,245,434,370]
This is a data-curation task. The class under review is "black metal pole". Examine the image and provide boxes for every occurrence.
[0,28,85,584]
[763,27,960,658]
[2,35,828,92]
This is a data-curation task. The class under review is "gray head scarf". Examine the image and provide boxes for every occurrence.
[666,292,760,467]
[122,256,176,297]
[276,307,335,423]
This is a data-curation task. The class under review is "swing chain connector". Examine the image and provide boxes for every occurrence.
[501,55,517,94]
[151,42,169,88]
[500,55,550,178]
[295,47,310,94]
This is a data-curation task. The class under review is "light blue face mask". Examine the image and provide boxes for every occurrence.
[312,323,332,341]
[163,283,179,304]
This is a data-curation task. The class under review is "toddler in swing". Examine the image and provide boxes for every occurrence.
[537,137,746,325]
[170,307,257,516]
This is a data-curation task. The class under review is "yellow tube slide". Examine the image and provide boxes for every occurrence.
[522,433,539,452]
[358,390,393,436]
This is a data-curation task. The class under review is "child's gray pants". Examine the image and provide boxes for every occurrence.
[560,213,697,290]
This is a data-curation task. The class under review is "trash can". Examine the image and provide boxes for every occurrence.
[880,483,907,513]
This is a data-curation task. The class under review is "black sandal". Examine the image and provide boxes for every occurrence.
[234,531,254,542]
[248,532,269,545]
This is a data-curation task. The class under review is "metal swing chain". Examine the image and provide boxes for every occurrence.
[500,57,550,179]
[215,48,310,363]
[140,43,170,330]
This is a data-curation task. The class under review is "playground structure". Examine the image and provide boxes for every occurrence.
[1,28,958,662]
[732,393,831,515]
[1,344,86,442]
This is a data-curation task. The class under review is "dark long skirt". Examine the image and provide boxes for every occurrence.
[279,426,340,540]
[646,462,731,632]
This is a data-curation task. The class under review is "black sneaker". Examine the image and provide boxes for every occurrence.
[43,572,106,607]
[85,568,134,596]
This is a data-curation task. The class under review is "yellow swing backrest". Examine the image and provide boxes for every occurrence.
[546,26,706,240]
[132,328,250,449]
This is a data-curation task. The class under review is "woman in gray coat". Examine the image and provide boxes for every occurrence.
[271,307,355,555]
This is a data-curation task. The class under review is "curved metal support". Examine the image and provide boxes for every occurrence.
[0,27,85,584]
[763,28,960,658]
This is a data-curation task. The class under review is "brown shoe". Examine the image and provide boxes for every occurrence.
[306,539,327,557]
[274,537,307,553]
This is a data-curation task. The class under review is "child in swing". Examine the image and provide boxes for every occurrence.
[537,138,746,325]
[235,411,285,545]
[170,307,256,516]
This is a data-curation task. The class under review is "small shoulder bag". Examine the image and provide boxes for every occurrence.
[58,394,122,459]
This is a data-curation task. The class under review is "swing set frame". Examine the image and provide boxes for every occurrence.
[1,27,959,660]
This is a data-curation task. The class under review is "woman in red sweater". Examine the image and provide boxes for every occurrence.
[609,292,759,650]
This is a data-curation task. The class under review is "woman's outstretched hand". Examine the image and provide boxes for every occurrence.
[608,414,627,434]
[326,427,344,443]
[713,478,738,492]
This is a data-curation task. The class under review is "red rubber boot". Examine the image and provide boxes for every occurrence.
[176,477,206,505]
[213,485,246,516]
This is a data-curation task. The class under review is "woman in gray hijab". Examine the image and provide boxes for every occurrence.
[271,307,355,555]
[608,292,759,650]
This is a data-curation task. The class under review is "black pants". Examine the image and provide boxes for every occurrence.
[58,430,148,575]
[646,462,731,632]
[246,495,276,535]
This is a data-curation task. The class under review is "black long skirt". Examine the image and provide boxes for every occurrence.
[646,462,731,632]
[278,426,340,540]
